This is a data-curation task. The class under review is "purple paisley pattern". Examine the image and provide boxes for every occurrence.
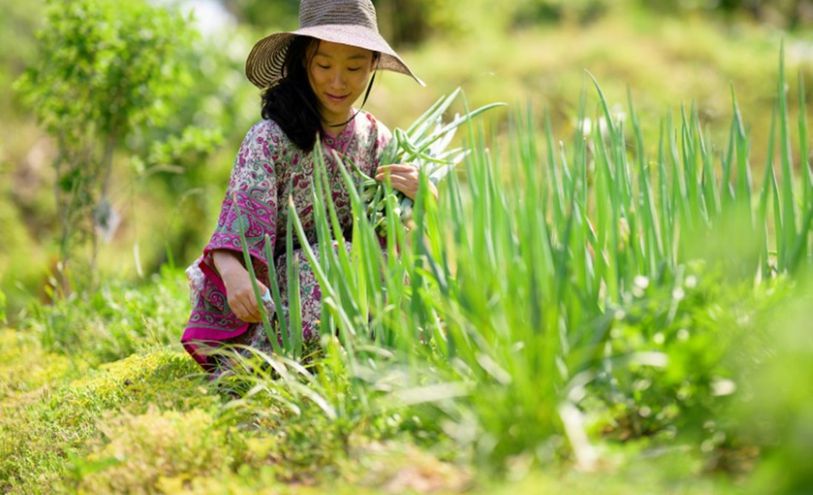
[182,111,391,372]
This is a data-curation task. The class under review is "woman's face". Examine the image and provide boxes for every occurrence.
[306,40,375,126]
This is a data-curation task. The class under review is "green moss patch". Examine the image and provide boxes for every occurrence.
[0,347,215,492]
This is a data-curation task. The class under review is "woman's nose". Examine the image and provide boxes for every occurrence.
[330,70,346,88]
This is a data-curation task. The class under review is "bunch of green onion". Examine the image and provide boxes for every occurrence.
[351,88,504,233]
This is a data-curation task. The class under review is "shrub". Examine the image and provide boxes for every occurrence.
[14,0,199,288]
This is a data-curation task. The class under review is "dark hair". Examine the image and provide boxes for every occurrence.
[260,37,380,153]
[261,36,323,152]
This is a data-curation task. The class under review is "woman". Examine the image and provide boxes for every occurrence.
[181,0,428,376]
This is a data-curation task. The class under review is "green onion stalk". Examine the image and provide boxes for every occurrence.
[351,88,505,234]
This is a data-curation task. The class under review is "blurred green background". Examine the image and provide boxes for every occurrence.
[1,0,812,319]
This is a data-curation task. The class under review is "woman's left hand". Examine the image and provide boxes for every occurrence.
[375,164,438,201]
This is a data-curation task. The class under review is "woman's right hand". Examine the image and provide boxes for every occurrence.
[213,250,268,323]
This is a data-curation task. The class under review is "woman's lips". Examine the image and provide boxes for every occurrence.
[326,93,349,103]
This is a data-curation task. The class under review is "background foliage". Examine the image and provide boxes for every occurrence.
[15,0,200,290]
[2,0,812,314]
[1,1,812,491]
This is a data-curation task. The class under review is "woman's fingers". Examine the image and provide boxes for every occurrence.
[222,265,271,323]
[382,175,411,188]
[243,299,262,322]
[246,283,268,322]
[376,164,421,200]
[232,298,255,322]
[375,166,437,201]
[229,283,267,323]
[234,300,255,323]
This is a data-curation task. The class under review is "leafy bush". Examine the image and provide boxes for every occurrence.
[0,0,43,114]
[14,0,200,287]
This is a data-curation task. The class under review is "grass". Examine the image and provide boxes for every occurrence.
[0,328,756,495]
[22,266,191,364]
[3,278,797,492]
[2,10,813,494]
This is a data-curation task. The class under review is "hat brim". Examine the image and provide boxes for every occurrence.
[245,24,424,89]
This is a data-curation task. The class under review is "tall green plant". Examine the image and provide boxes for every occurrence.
[15,0,198,290]
[229,50,812,472]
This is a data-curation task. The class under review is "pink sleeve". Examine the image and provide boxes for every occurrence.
[200,121,280,310]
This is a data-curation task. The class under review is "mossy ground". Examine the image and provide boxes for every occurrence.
[1,324,752,494]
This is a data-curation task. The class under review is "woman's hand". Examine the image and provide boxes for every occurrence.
[375,164,438,201]
[213,250,268,323]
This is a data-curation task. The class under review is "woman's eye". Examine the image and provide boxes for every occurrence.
[348,67,361,72]
[317,64,330,69]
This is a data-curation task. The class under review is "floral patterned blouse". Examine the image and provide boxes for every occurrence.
[182,111,391,370]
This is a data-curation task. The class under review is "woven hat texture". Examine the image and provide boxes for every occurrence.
[245,0,423,89]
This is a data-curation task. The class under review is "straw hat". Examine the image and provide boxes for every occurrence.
[245,0,424,89]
